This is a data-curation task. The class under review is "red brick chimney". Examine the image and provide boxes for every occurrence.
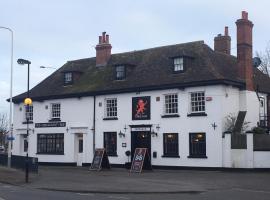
[95,32,112,67]
[214,26,231,55]
[236,11,254,91]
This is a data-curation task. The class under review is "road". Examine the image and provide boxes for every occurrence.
[1,182,270,200]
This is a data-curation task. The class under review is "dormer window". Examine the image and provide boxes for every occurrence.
[115,65,125,80]
[64,72,73,84]
[173,57,184,72]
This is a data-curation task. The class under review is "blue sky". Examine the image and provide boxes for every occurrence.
[0,0,270,114]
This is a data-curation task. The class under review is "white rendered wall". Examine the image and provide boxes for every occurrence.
[12,97,94,164]
[95,85,232,167]
[254,151,270,168]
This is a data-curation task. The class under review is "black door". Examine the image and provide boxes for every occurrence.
[131,131,151,161]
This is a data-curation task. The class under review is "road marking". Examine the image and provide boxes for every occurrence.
[107,196,130,200]
[77,193,94,196]
[234,188,270,194]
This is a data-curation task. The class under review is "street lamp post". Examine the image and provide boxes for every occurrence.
[0,26,14,168]
[17,58,31,183]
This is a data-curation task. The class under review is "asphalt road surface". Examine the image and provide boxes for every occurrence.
[1,182,270,200]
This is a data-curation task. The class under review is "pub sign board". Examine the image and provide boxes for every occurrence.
[130,148,152,173]
[132,96,151,120]
[90,148,110,171]
[35,122,66,128]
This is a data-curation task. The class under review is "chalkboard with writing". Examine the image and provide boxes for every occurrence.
[90,148,110,171]
[130,148,151,173]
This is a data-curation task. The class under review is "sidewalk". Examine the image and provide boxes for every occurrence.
[1,166,270,194]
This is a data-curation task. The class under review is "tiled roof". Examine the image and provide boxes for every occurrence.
[12,41,270,103]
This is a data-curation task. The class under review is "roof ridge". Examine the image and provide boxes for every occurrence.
[67,40,205,63]
[112,40,205,56]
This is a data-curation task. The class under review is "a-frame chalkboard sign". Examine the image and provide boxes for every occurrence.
[90,148,110,171]
[130,148,152,173]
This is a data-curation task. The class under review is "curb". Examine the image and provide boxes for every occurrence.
[37,187,205,194]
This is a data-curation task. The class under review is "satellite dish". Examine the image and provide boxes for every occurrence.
[253,57,262,68]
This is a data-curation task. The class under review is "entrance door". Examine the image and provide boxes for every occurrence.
[131,131,151,161]
[76,135,83,166]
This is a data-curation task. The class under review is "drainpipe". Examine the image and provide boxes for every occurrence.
[93,95,96,153]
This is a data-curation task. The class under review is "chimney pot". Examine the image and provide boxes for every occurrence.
[242,11,248,20]
[225,26,228,36]
[99,36,102,44]
[106,34,109,43]
[102,32,106,43]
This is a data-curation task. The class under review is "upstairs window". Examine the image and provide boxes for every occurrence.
[116,65,125,80]
[51,103,61,119]
[190,92,205,113]
[174,57,184,72]
[64,72,73,84]
[164,94,178,115]
[25,105,33,121]
[105,98,117,118]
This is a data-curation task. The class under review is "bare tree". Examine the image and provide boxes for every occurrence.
[256,43,270,76]
[0,113,8,147]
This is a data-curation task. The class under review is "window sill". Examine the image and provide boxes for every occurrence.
[187,112,207,117]
[187,155,208,159]
[22,121,33,124]
[161,114,180,118]
[108,154,118,157]
[162,155,180,158]
[36,153,64,155]
[49,118,61,122]
[103,117,118,121]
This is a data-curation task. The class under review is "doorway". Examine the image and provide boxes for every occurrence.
[76,134,83,166]
[131,131,151,161]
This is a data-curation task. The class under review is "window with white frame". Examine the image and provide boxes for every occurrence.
[164,94,178,114]
[25,105,33,121]
[115,65,125,80]
[174,57,184,72]
[51,103,61,119]
[190,92,205,113]
[105,98,117,118]
[64,72,72,84]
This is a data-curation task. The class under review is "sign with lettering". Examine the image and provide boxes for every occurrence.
[35,122,66,128]
[130,148,151,173]
[132,96,151,120]
[131,127,151,132]
[90,148,110,171]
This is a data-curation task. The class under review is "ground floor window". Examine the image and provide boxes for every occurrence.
[37,133,64,154]
[189,133,206,158]
[104,132,117,156]
[163,133,179,157]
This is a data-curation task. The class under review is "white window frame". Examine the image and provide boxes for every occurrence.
[190,91,205,113]
[164,93,178,115]
[174,57,184,72]
[105,98,117,118]
[51,103,61,119]
[116,65,125,80]
[25,105,33,121]
[64,72,72,84]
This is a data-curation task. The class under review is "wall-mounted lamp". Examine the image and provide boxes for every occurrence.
[151,130,158,137]
[118,130,125,138]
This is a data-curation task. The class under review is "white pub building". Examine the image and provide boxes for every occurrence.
[11,12,270,169]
